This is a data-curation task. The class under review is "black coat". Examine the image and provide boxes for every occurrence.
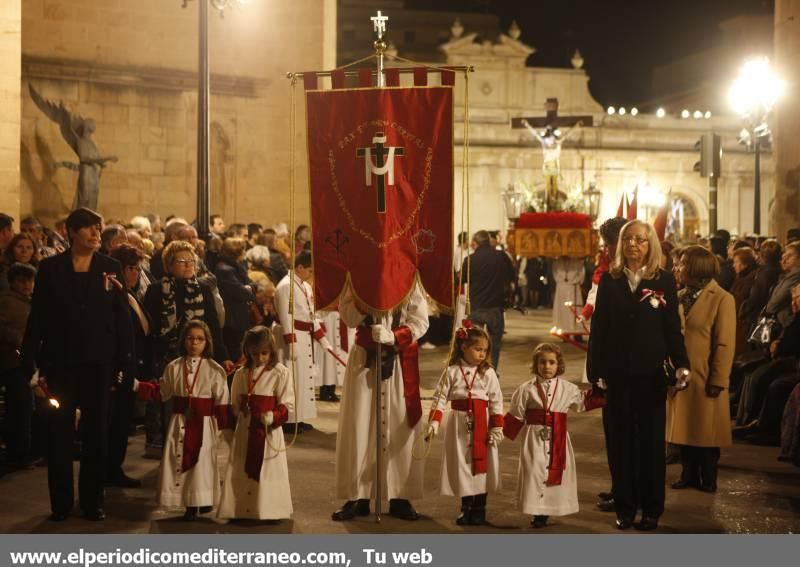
[588,268,688,383]
[143,278,229,374]
[126,291,155,385]
[461,244,516,310]
[741,263,781,324]
[21,251,135,382]
[214,260,255,332]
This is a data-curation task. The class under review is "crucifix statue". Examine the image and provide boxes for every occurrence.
[356,132,404,213]
[512,98,592,211]
[29,84,118,211]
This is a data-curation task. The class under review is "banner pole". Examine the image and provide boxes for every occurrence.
[370,9,388,525]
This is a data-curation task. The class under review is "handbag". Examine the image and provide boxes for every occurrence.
[748,309,781,345]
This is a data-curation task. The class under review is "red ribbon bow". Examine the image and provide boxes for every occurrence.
[640,288,666,307]
[455,319,473,339]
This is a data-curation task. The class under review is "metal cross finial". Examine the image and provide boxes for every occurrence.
[371,10,388,38]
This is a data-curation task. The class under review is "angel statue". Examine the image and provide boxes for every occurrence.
[521,119,582,211]
[29,84,118,211]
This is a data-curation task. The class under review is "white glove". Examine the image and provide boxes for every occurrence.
[488,426,504,447]
[425,421,439,440]
[132,378,140,392]
[597,378,608,390]
[261,411,274,427]
[371,324,395,346]
[675,368,691,391]
[319,336,333,352]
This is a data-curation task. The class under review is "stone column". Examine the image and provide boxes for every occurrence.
[772,0,800,241]
[0,0,21,220]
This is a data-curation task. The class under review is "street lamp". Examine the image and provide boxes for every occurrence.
[729,57,785,234]
[502,184,528,227]
[182,0,249,241]
[582,181,602,221]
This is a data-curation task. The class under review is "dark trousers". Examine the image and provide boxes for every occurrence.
[736,357,794,425]
[678,445,720,488]
[759,373,800,436]
[107,383,136,478]
[468,307,504,370]
[223,327,244,363]
[1,367,34,465]
[601,405,615,493]
[46,364,110,514]
[607,375,666,520]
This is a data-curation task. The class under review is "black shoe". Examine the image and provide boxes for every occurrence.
[48,511,69,522]
[597,491,612,501]
[388,499,420,521]
[699,483,717,493]
[531,515,549,528]
[596,497,615,512]
[183,507,199,521]
[468,508,486,526]
[331,499,370,521]
[199,505,213,514]
[328,392,341,402]
[615,517,634,530]
[106,473,142,488]
[299,422,314,432]
[671,479,697,490]
[455,510,472,525]
[83,508,106,521]
[282,423,302,434]
[635,516,659,531]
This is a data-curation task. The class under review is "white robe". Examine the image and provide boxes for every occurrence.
[157,356,230,509]
[430,363,504,497]
[218,363,294,520]
[334,283,429,502]
[274,274,321,422]
[507,376,586,516]
[552,257,585,333]
[315,310,353,387]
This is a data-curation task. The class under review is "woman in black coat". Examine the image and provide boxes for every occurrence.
[213,237,255,361]
[588,220,689,531]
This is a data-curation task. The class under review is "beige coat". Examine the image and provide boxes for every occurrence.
[666,280,736,447]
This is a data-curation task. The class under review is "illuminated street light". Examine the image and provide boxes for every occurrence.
[607,106,616,115]
[619,107,627,115]
[656,108,666,118]
[705,111,712,119]
[693,110,703,119]
[729,57,784,234]
[631,107,639,116]
[681,109,690,118]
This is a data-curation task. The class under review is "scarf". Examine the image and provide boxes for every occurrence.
[158,276,205,337]
[680,278,711,316]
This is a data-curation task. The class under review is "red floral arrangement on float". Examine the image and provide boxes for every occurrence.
[514,212,592,229]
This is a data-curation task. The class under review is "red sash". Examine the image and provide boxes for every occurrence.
[525,408,568,486]
[240,394,289,481]
[451,398,489,474]
[355,325,422,428]
[172,396,214,473]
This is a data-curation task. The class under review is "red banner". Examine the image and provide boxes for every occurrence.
[306,86,453,313]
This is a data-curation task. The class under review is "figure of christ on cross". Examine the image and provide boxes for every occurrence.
[512,98,593,211]
[357,132,405,214]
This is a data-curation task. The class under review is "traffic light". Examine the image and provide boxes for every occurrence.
[694,133,721,178]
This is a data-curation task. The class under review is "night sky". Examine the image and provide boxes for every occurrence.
[407,0,774,108]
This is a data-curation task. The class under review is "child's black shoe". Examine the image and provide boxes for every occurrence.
[531,515,549,528]
[455,510,471,525]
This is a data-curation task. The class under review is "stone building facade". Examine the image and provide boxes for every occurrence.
[10,0,337,227]
[441,23,776,239]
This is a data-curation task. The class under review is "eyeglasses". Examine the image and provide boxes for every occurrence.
[174,259,196,266]
[623,236,649,245]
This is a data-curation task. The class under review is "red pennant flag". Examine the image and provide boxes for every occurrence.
[616,193,628,218]
[653,190,671,241]
[627,187,638,220]
[305,86,454,313]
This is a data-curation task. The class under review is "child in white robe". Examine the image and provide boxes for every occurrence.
[503,342,604,528]
[218,326,294,521]
[426,323,504,525]
[136,320,233,520]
